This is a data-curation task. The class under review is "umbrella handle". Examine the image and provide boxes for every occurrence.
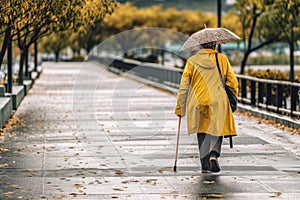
[173,117,181,172]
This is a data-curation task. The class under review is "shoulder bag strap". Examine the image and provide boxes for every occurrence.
[215,53,225,87]
[215,53,233,148]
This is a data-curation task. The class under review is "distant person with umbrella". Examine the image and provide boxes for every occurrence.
[174,27,240,173]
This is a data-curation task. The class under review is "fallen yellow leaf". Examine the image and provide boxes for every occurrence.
[203,180,215,184]
[0,148,9,152]
[113,188,123,191]
[74,183,82,188]
[2,191,14,195]
[207,193,224,198]
[115,170,124,175]
[70,193,77,197]
[0,163,8,168]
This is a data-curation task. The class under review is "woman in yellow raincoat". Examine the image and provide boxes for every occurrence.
[175,42,238,173]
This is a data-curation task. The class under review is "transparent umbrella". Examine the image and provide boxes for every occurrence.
[180,28,241,52]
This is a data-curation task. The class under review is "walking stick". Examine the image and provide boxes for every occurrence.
[173,116,181,172]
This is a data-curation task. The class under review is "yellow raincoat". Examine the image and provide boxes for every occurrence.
[175,49,238,136]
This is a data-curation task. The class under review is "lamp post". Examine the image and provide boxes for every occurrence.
[217,0,222,28]
[217,0,222,52]
[290,20,295,82]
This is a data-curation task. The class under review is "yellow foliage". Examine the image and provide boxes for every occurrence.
[104,2,217,35]
[0,0,117,39]
[222,11,243,37]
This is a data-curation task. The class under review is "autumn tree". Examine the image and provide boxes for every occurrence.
[102,2,145,55]
[0,0,21,69]
[68,0,117,54]
[102,2,216,56]
[39,2,240,62]
[261,0,300,81]
[39,32,70,62]
[235,0,283,74]
[17,0,117,84]
[0,0,26,92]
[222,10,243,39]
[0,0,117,86]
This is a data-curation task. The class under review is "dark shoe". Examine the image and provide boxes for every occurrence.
[209,156,220,172]
[200,154,210,172]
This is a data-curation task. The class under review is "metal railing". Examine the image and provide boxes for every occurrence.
[236,74,300,118]
[90,55,300,119]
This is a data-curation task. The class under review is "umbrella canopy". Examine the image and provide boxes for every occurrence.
[180,28,241,51]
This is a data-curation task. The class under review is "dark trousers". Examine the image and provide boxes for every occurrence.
[197,133,223,170]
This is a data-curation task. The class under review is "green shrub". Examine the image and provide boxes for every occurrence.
[246,69,300,83]
[71,56,85,62]
[229,55,300,66]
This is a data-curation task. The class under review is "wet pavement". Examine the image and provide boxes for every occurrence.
[0,62,300,200]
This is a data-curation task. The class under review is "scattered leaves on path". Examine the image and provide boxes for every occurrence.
[241,112,300,134]
[0,115,26,135]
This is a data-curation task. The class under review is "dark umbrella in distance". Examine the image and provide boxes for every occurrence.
[180,27,241,52]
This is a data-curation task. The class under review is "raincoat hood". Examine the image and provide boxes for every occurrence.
[191,49,217,70]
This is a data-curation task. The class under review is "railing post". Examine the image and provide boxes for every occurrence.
[250,80,256,106]
[266,83,272,109]
[172,70,175,86]
[258,82,264,105]
[241,79,247,102]
[276,84,283,113]
[290,85,298,115]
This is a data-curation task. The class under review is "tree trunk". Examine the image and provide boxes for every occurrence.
[240,52,250,74]
[55,51,60,62]
[18,50,25,85]
[86,46,91,55]
[0,27,10,68]
[25,49,29,78]
[161,50,165,65]
[34,41,38,71]
[7,26,13,93]
[239,5,258,75]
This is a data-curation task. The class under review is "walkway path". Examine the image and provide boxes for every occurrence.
[0,62,299,199]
